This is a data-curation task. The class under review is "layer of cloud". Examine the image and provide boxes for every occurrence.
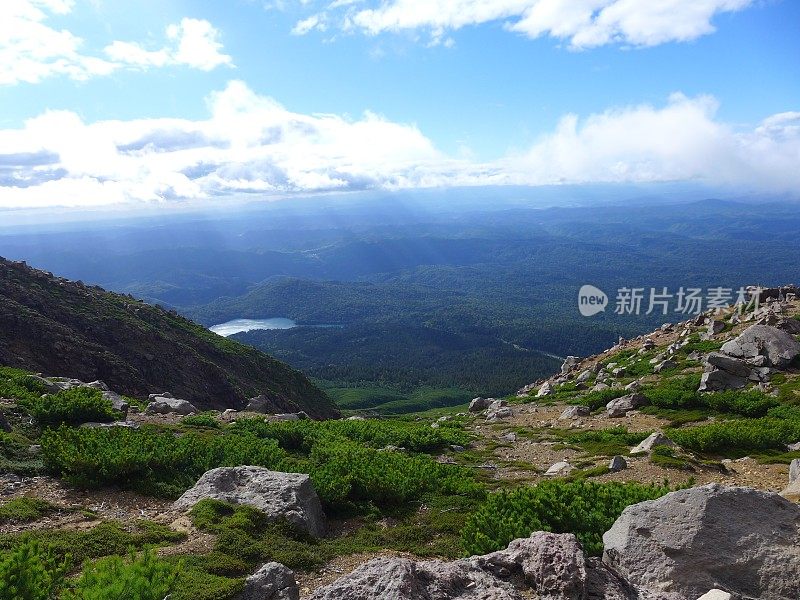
[298,0,754,48]
[0,82,797,208]
[0,1,231,85]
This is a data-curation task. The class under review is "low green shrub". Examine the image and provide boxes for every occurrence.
[461,479,672,557]
[230,417,469,453]
[568,388,627,411]
[64,549,178,600]
[643,375,778,417]
[181,413,221,429]
[0,367,50,403]
[564,427,649,457]
[0,498,57,525]
[668,417,800,453]
[41,426,285,497]
[0,538,66,600]
[20,388,120,428]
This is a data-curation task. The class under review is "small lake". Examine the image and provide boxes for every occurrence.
[209,317,297,337]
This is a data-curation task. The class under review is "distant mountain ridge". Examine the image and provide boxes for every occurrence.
[0,257,338,418]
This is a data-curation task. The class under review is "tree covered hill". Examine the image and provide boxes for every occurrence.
[0,257,338,418]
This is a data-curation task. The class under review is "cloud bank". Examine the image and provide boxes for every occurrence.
[0,0,231,85]
[0,82,797,208]
[297,0,754,48]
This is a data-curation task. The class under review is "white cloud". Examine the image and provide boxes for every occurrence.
[292,14,327,35]
[0,83,797,208]
[0,1,231,85]
[301,0,754,48]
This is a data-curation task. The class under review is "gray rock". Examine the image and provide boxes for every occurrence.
[561,356,580,374]
[608,456,627,472]
[270,412,308,422]
[560,406,590,420]
[500,432,517,443]
[309,556,520,600]
[0,410,10,433]
[145,396,197,415]
[775,317,800,335]
[720,324,800,369]
[310,531,677,600]
[697,369,747,392]
[487,407,513,421]
[630,432,675,454]
[606,394,647,418]
[611,367,627,378]
[705,353,752,378]
[545,461,574,477]
[653,360,677,373]
[80,420,139,429]
[173,467,326,537]
[780,479,800,502]
[27,375,62,393]
[707,320,726,336]
[537,382,554,398]
[696,591,734,600]
[237,562,299,600]
[469,397,492,412]
[474,532,587,599]
[246,393,291,414]
[790,458,800,483]
[787,441,800,452]
[591,383,610,392]
[624,380,642,392]
[603,484,800,599]
[576,369,593,384]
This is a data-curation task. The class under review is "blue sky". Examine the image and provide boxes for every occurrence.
[0,0,798,208]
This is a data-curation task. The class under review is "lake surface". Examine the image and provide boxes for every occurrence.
[209,317,297,337]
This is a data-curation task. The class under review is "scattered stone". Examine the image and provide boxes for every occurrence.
[591,382,610,392]
[624,380,642,392]
[608,456,627,472]
[603,484,800,599]
[705,353,752,378]
[80,420,139,429]
[236,562,299,600]
[346,415,365,420]
[660,323,673,332]
[145,396,197,415]
[707,320,726,336]
[500,432,517,443]
[696,590,734,600]
[450,445,465,452]
[173,467,326,537]
[430,422,440,429]
[790,458,800,483]
[649,353,666,365]
[560,405,590,420]
[787,441,800,452]
[642,338,656,350]
[486,407,513,421]
[630,432,675,454]
[698,369,747,392]
[246,394,292,414]
[469,397,492,412]
[545,461,574,477]
[780,479,800,502]
[223,408,238,416]
[271,412,308,422]
[561,356,580,374]
[606,393,647,418]
[0,411,10,433]
[537,382,554,398]
[611,367,627,378]
[653,360,677,373]
[720,324,800,369]
[575,369,593,384]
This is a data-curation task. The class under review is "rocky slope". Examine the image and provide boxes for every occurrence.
[0,257,338,418]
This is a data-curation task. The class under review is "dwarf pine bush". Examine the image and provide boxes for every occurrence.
[63,549,178,600]
[461,479,672,557]
[20,387,120,428]
[0,538,66,600]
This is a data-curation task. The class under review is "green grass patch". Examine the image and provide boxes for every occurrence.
[563,427,649,457]
[180,412,221,429]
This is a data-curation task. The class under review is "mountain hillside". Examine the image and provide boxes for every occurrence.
[0,257,338,418]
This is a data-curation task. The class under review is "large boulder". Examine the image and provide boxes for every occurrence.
[309,532,678,600]
[236,562,299,600]
[145,396,197,415]
[246,393,292,414]
[630,432,675,454]
[697,369,747,392]
[561,356,580,374]
[720,324,800,369]
[173,467,326,537]
[705,353,752,378]
[606,394,647,418]
[469,397,493,412]
[603,484,800,599]
[560,405,590,420]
